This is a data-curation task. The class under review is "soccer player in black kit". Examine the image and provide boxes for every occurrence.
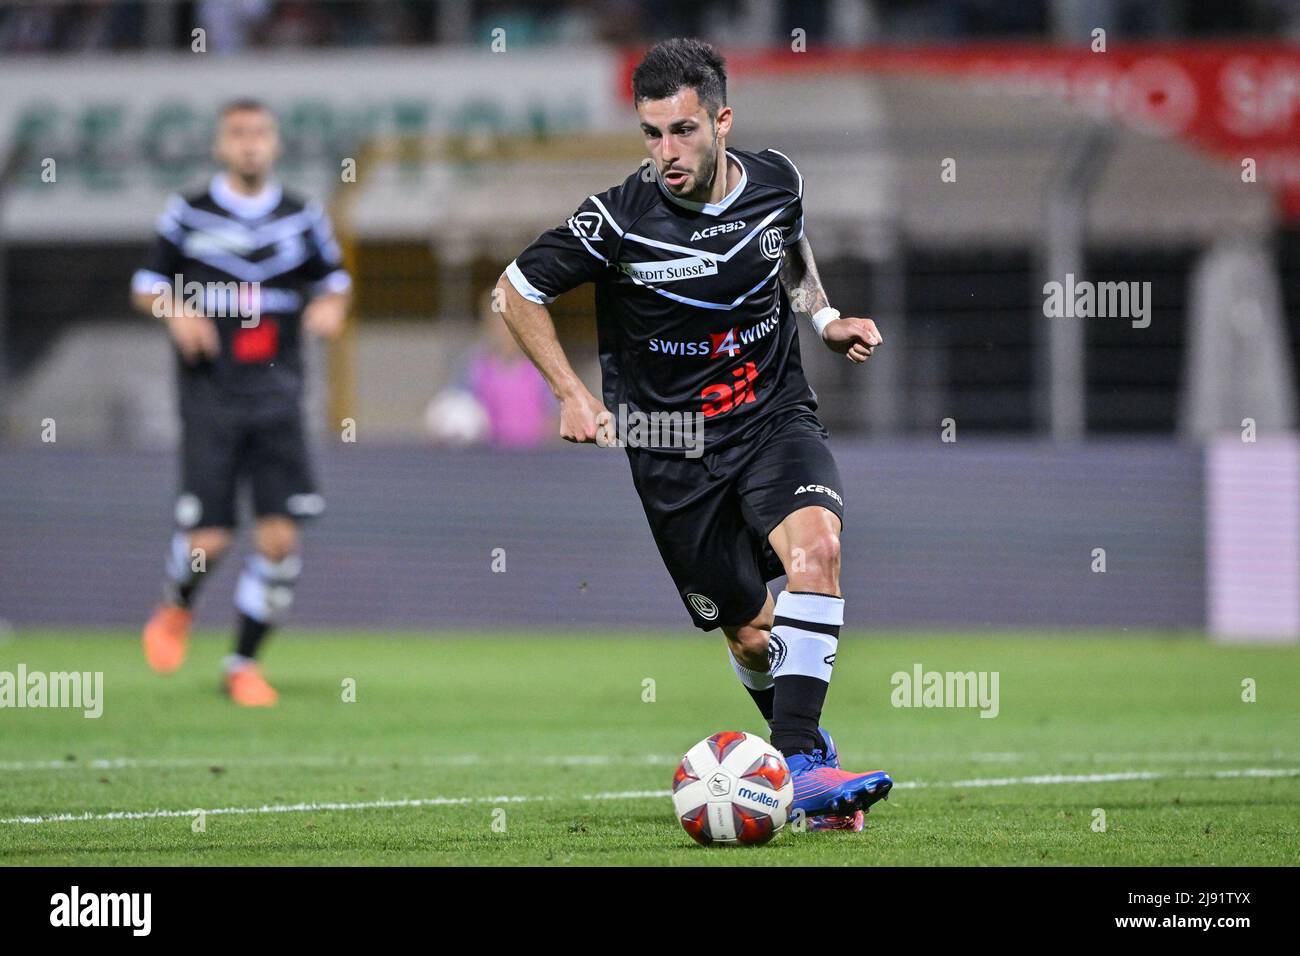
[132,100,350,706]
[498,39,893,831]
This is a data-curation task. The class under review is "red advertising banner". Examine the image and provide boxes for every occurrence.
[621,44,1300,220]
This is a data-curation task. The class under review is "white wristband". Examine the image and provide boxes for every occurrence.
[811,306,840,338]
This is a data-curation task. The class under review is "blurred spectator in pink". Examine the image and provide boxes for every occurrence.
[425,288,556,449]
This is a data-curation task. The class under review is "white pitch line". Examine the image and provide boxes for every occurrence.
[3,768,1297,826]
[0,754,677,773]
[4,751,1297,773]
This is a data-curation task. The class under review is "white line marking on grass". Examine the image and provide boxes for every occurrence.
[6,751,1297,774]
[970,751,1300,764]
[896,767,1300,790]
[0,790,662,825]
[3,768,1296,826]
[0,754,677,773]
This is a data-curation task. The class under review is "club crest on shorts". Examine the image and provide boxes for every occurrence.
[767,634,787,672]
[686,592,719,621]
[174,493,202,529]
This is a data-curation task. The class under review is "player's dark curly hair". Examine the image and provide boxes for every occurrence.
[632,38,727,118]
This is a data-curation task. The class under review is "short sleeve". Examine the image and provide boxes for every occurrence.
[766,149,804,247]
[131,194,187,295]
[506,196,612,304]
[298,201,352,294]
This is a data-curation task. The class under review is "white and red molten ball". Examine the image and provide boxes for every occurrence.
[671,731,794,846]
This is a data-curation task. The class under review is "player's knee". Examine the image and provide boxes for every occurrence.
[255,519,298,562]
[726,624,770,671]
[787,529,840,589]
[188,528,232,563]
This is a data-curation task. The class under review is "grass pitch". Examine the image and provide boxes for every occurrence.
[1,630,1298,866]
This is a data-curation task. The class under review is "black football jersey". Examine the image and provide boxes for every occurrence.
[507,147,816,453]
[133,175,350,417]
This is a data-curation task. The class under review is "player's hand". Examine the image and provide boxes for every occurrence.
[303,295,347,339]
[559,390,612,445]
[822,316,882,364]
[165,312,220,362]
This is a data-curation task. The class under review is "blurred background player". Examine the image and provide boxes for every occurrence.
[131,99,351,706]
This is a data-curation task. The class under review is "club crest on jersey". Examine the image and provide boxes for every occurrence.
[567,211,604,240]
[760,226,785,260]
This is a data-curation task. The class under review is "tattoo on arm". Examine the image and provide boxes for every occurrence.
[779,236,830,317]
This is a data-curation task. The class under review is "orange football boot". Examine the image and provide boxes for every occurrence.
[142,604,191,675]
[224,662,279,707]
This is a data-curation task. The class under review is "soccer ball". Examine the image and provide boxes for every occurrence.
[671,731,793,846]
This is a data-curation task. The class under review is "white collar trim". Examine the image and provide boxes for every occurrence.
[656,150,747,216]
[210,173,283,219]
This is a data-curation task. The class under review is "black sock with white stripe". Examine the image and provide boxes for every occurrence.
[767,590,843,758]
[232,553,301,661]
[164,531,207,609]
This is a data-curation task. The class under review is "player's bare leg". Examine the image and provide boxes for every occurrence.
[765,504,842,755]
[224,515,301,706]
[724,590,776,723]
[723,504,841,730]
[722,576,860,831]
[143,526,231,674]
[769,505,842,596]
[766,505,891,825]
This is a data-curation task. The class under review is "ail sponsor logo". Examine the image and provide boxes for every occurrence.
[701,362,758,418]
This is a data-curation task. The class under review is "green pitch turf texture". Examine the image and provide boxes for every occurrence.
[1,631,1297,866]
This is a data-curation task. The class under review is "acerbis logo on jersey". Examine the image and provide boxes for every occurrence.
[687,593,719,620]
[795,483,844,507]
[691,220,746,242]
[648,313,780,360]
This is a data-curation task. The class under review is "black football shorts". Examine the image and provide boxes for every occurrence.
[175,408,323,530]
[625,407,845,631]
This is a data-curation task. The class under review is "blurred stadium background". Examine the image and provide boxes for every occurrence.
[0,0,1297,641]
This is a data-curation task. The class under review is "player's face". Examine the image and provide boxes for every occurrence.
[215,108,280,184]
[637,88,731,201]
